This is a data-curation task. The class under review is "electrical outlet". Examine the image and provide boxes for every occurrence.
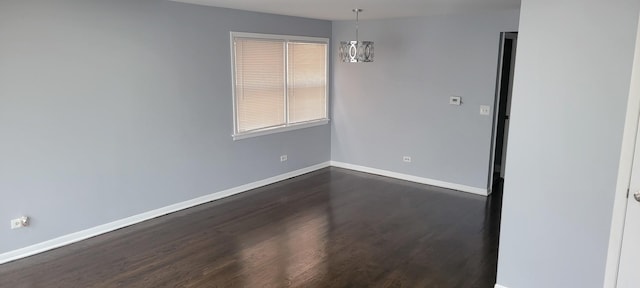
[10,216,29,229]
[480,105,491,115]
[403,156,412,163]
[280,155,287,162]
[10,219,22,229]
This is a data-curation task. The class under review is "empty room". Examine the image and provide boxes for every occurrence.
[2,0,640,287]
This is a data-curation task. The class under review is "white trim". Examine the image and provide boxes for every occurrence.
[488,32,507,193]
[0,160,490,264]
[604,11,640,288]
[495,285,509,288]
[232,119,329,140]
[230,31,330,139]
[0,162,330,265]
[330,161,489,196]
[231,31,329,44]
[230,31,239,140]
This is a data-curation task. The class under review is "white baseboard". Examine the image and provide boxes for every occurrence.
[0,161,330,265]
[495,285,509,288]
[330,161,488,196]
[0,160,487,264]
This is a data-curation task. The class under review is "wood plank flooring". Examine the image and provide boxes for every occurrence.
[0,167,501,288]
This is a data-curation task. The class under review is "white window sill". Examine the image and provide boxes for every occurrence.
[232,119,330,141]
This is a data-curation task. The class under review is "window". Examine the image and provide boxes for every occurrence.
[231,32,329,140]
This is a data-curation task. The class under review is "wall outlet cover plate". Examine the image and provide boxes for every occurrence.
[480,105,491,115]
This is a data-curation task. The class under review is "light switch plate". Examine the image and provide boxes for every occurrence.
[449,96,461,105]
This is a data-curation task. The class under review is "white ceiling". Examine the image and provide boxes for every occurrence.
[171,0,521,21]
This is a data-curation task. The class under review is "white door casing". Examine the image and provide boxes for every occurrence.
[617,51,640,286]
[618,187,640,288]
[607,11,640,288]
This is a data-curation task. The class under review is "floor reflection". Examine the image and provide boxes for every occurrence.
[235,204,329,287]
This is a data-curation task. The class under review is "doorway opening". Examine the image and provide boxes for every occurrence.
[489,32,518,194]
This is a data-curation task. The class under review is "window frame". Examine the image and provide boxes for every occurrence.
[230,32,330,140]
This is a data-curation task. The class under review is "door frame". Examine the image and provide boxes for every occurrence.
[487,31,517,193]
[604,12,640,288]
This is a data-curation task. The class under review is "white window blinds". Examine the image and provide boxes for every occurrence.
[232,33,328,138]
[234,38,286,133]
[287,42,327,124]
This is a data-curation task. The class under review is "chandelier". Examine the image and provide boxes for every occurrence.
[339,9,374,63]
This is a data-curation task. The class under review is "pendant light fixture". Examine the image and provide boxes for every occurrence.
[339,9,374,63]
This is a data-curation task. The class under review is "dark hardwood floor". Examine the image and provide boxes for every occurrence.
[0,167,502,288]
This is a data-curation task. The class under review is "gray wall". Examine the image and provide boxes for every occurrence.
[496,0,640,287]
[331,10,520,190]
[0,0,331,254]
